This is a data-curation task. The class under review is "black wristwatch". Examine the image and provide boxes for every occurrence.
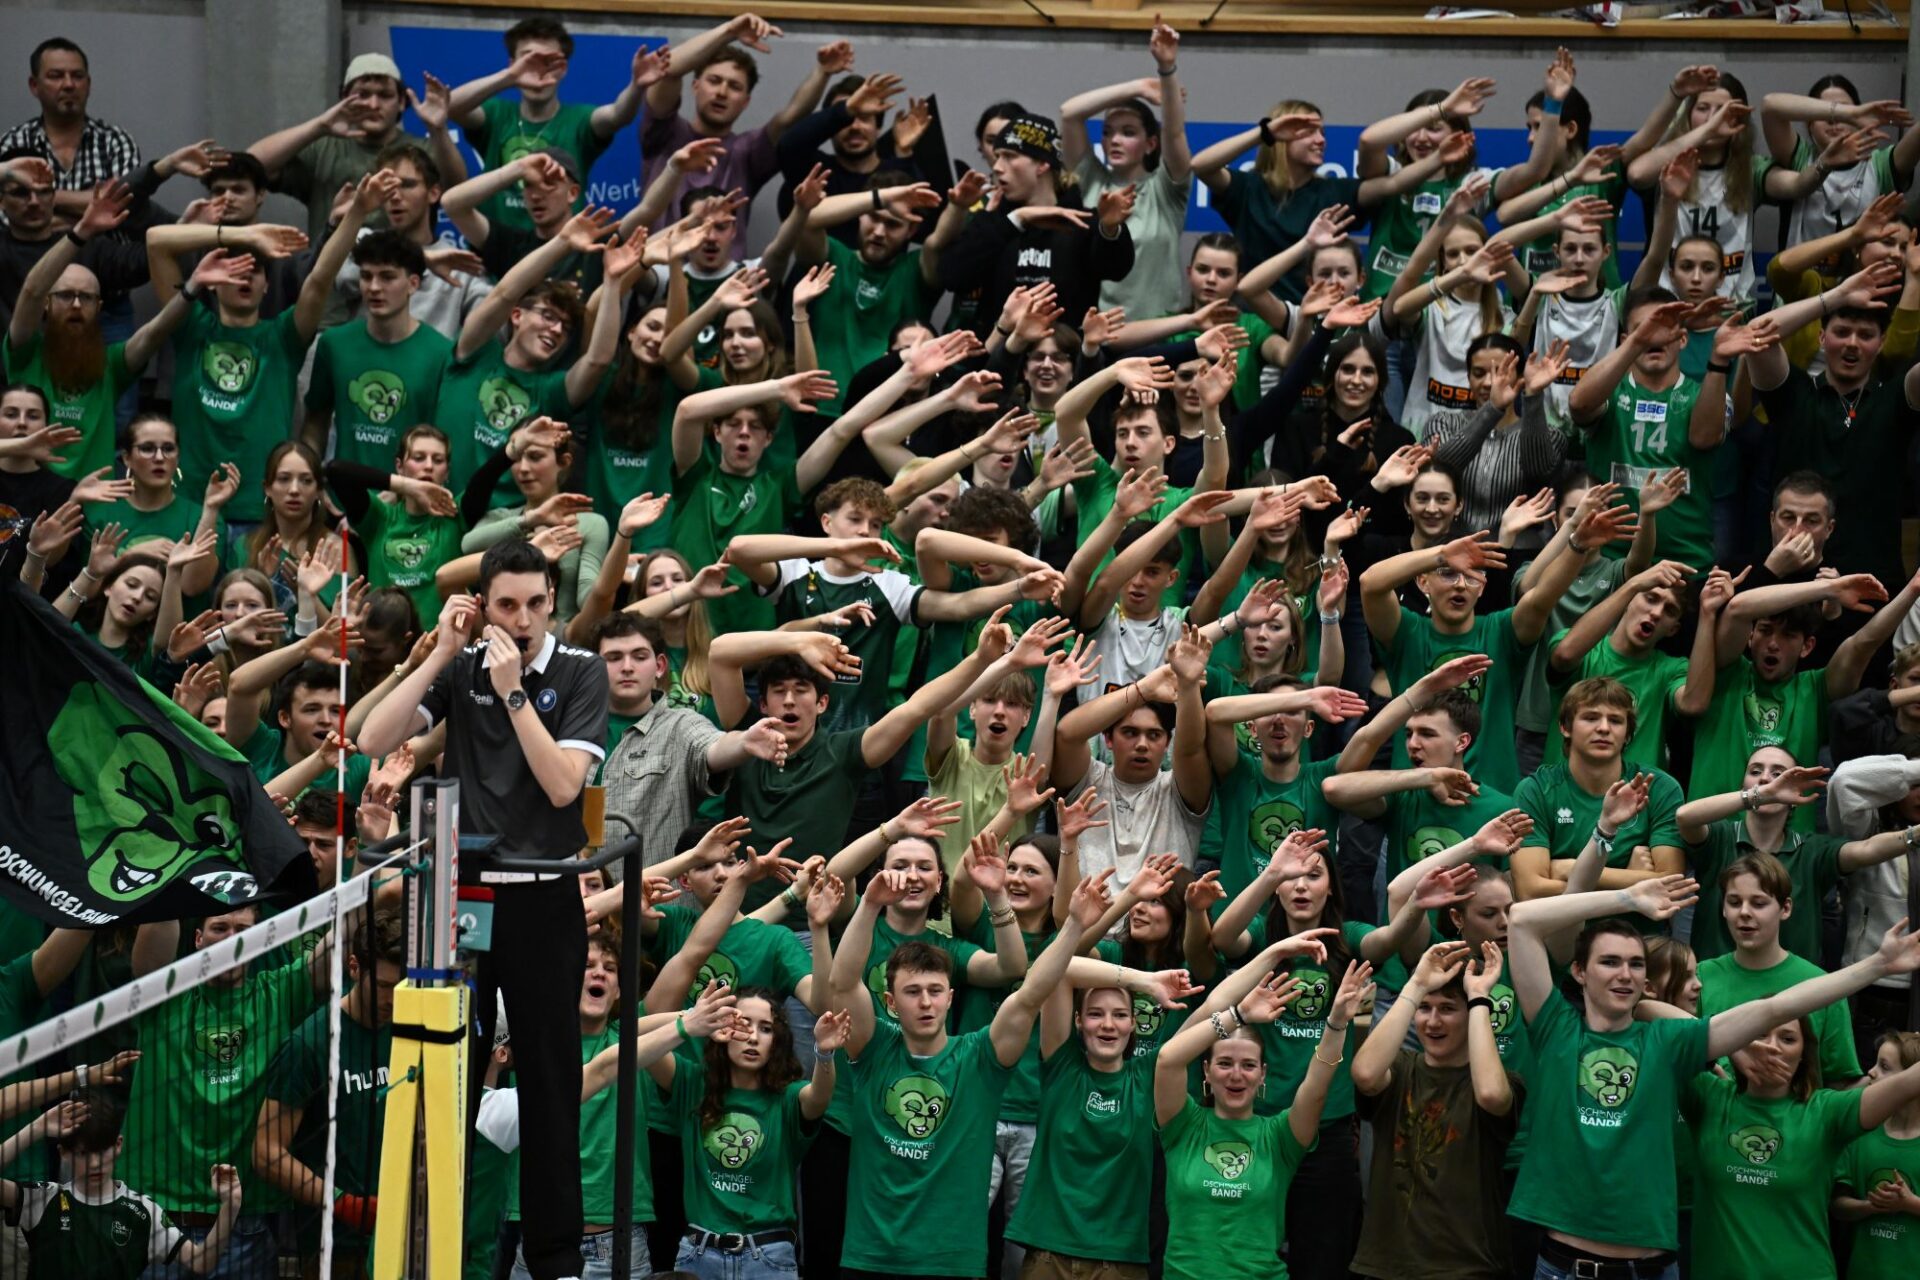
[505,688,528,713]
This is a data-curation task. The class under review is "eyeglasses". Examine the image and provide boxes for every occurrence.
[131,441,179,458]
[50,289,101,308]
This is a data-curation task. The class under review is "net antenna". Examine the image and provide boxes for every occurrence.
[372,778,469,1280]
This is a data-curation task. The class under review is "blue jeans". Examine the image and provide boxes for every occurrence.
[674,1234,800,1279]
[512,1226,649,1280]
[785,926,819,1068]
[141,1214,277,1279]
[1534,1257,1676,1280]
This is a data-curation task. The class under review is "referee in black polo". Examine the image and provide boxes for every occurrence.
[360,536,608,1280]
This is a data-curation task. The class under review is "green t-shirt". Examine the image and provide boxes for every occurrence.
[841,1021,1010,1277]
[770,560,921,735]
[1585,371,1715,570]
[506,1023,652,1225]
[237,720,371,804]
[1697,951,1861,1082]
[88,494,218,566]
[951,922,1109,1126]
[1835,1126,1920,1280]
[351,495,462,629]
[432,341,571,505]
[1158,1096,1309,1280]
[1363,168,1496,299]
[1170,310,1277,413]
[1072,452,1198,608]
[307,319,452,472]
[1683,1071,1860,1280]
[265,1005,392,1251]
[14,1179,183,1279]
[815,238,937,415]
[1545,629,1690,772]
[669,447,800,636]
[669,1068,814,1233]
[1517,160,1628,286]
[1514,762,1685,930]
[726,728,870,892]
[119,957,317,1213]
[1242,917,1377,1121]
[1508,993,1709,1249]
[1691,659,1827,833]
[643,903,811,1006]
[1516,557,1626,735]
[467,100,607,233]
[1684,820,1843,965]
[2,330,133,481]
[585,365,722,553]
[1380,782,1518,882]
[1215,754,1340,903]
[1382,605,1533,792]
[170,308,310,523]
[1006,1043,1156,1263]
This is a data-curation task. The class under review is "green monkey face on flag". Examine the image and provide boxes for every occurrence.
[52,684,249,904]
[0,582,313,926]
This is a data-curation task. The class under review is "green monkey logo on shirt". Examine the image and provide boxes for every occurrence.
[478,377,534,435]
[703,1112,765,1170]
[1248,800,1306,862]
[1131,991,1164,1041]
[1729,1123,1782,1165]
[348,370,407,426]
[865,959,890,1009]
[1485,983,1517,1038]
[50,684,247,904]
[1429,651,1486,703]
[1410,826,1464,865]
[194,1024,245,1065]
[1578,1045,1640,1108]
[1866,1167,1903,1194]
[882,1073,950,1141]
[1203,1140,1253,1180]
[202,342,257,395]
[1743,689,1785,743]
[388,538,430,572]
[690,952,739,1003]
[1287,967,1331,1022]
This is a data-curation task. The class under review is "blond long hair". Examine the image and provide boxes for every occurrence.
[1256,99,1324,197]
[1428,215,1508,339]
[640,549,714,697]
[1667,74,1755,217]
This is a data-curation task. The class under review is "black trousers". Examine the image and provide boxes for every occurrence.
[1283,1115,1360,1280]
[470,879,587,1280]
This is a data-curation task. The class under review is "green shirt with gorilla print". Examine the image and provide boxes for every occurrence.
[665,1067,816,1235]
[1508,992,1709,1250]
[170,307,311,524]
[1682,1070,1860,1280]
[306,319,451,472]
[842,1020,1010,1277]
[431,341,572,509]
[1158,1096,1310,1280]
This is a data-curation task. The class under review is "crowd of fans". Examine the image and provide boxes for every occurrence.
[1,14,1919,1280]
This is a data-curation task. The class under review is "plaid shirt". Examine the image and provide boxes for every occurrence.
[0,114,141,189]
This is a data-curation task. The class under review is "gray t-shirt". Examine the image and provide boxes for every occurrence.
[1075,156,1190,322]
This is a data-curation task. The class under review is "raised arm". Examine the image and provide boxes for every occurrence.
[1707,920,1920,1060]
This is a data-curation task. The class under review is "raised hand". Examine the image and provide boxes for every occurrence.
[962,831,1011,895]
[1003,754,1057,816]
[1472,809,1534,857]
[1045,633,1102,699]
[893,794,964,843]
[1328,959,1375,1027]
[777,370,839,412]
[1412,940,1473,991]
[1185,869,1225,915]
[1624,873,1700,922]
[1413,864,1479,911]
[792,263,836,310]
[1601,772,1652,832]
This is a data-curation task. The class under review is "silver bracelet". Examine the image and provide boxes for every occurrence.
[1320,609,1342,624]
[1905,825,1920,851]
[1740,786,1760,811]
[75,1062,88,1090]
[1221,611,1239,635]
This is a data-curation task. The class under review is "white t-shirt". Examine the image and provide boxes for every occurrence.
[1093,605,1184,694]
[476,1087,521,1152]
[1065,756,1208,883]
[1404,289,1511,441]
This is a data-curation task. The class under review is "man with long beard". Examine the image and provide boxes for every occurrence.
[3,180,236,483]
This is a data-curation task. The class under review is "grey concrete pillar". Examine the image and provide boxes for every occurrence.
[204,0,341,152]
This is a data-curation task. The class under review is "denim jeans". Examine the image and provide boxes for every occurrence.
[512,1226,649,1280]
[1533,1256,1676,1280]
[986,1119,1036,1278]
[675,1234,800,1279]
[141,1214,278,1279]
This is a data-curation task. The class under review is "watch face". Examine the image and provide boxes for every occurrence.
[507,689,527,709]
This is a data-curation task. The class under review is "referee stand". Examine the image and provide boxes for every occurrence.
[373,778,649,1280]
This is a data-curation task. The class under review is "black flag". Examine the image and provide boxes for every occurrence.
[0,580,316,926]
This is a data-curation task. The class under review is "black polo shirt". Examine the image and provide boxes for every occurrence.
[418,631,608,860]
[1758,369,1917,591]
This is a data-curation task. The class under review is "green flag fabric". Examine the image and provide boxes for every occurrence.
[0,580,315,926]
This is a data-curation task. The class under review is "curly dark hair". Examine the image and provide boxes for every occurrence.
[698,984,804,1133]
